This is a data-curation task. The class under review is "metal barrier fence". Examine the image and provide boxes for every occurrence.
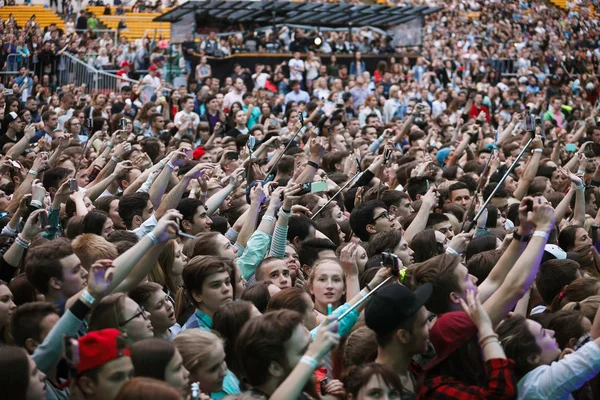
[57,53,139,93]
[484,58,518,77]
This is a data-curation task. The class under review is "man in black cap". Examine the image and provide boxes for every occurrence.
[365,283,432,399]
[0,112,24,150]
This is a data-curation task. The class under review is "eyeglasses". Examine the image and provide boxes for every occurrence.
[118,306,148,326]
[371,210,390,223]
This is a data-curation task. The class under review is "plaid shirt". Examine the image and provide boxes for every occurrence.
[417,358,516,400]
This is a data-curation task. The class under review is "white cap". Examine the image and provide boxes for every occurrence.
[544,244,567,260]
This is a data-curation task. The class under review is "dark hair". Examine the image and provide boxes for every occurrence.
[11,302,59,348]
[236,310,304,386]
[405,254,461,314]
[128,282,164,310]
[212,300,256,377]
[298,238,337,269]
[119,193,150,230]
[405,177,431,201]
[8,273,38,306]
[42,167,71,191]
[314,218,343,247]
[466,249,502,283]
[380,190,409,210]
[94,195,119,214]
[114,377,181,400]
[342,363,403,399]
[82,210,109,236]
[547,310,586,350]
[536,259,581,305]
[497,314,542,378]
[410,229,444,263]
[0,347,31,400]
[558,225,584,252]
[267,287,311,316]
[182,256,235,307]
[350,200,387,241]
[465,235,497,261]
[25,238,74,295]
[241,282,272,313]
[447,182,470,201]
[131,338,175,381]
[287,215,316,244]
[176,198,204,229]
[182,232,222,258]
[367,230,402,257]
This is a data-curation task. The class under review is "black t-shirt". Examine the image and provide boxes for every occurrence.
[0,131,21,150]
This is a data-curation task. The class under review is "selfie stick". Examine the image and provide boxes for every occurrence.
[265,118,305,179]
[459,147,496,232]
[464,135,534,232]
[335,274,395,321]
[311,171,363,220]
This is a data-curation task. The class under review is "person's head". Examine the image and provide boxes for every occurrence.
[255,257,291,289]
[128,282,175,336]
[406,254,477,315]
[212,300,261,377]
[350,200,393,242]
[95,195,126,230]
[42,110,58,130]
[367,230,414,266]
[410,229,445,263]
[267,287,318,330]
[130,339,189,394]
[559,225,592,252]
[181,95,194,112]
[0,280,16,339]
[118,193,153,230]
[148,113,165,132]
[183,232,238,260]
[26,238,87,300]
[287,215,317,250]
[182,256,234,317]
[342,363,403,400]
[11,302,60,354]
[497,314,561,379]
[89,293,154,344]
[236,310,306,388]
[82,210,114,238]
[426,213,455,240]
[176,198,212,235]
[0,347,46,400]
[297,238,338,276]
[114,377,182,400]
[307,258,346,309]
[447,182,471,209]
[172,329,227,394]
[365,283,432,356]
[546,310,592,350]
[76,329,134,400]
[42,167,71,198]
[381,190,413,221]
[535,259,582,305]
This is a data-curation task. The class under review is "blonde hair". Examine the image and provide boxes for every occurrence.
[562,295,600,323]
[72,233,118,270]
[172,329,224,373]
[307,258,347,304]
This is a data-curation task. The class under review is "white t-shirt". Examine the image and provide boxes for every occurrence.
[174,110,200,129]
[288,58,305,81]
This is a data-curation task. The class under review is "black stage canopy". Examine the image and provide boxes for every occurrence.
[154,0,442,29]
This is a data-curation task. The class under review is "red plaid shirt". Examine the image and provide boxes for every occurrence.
[417,358,516,399]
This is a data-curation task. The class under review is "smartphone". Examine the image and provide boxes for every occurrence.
[298,182,312,195]
[226,152,239,161]
[92,264,107,284]
[384,147,392,162]
[525,198,534,213]
[119,117,127,131]
[39,210,48,228]
[320,378,330,395]
[69,179,79,192]
[475,119,483,126]
[269,119,278,126]
[525,114,535,131]
[311,180,328,193]
[62,335,80,369]
[4,89,13,95]
[86,118,92,130]
[565,143,577,152]
[247,136,256,152]
[355,157,362,172]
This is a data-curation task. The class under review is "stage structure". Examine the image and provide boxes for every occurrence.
[154,0,441,48]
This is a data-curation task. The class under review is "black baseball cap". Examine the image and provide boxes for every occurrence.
[365,283,432,336]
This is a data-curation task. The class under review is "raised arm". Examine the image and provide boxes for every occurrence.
[513,137,543,201]
[404,187,439,245]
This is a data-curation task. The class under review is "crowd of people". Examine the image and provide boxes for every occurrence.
[2,0,600,399]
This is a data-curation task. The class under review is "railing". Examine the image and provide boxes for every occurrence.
[483,58,518,77]
[57,52,139,93]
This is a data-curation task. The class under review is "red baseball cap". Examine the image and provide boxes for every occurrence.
[77,329,131,375]
[424,311,477,371]
[121,61,131,67]
[148,65,158,71]
[192,146,206,160]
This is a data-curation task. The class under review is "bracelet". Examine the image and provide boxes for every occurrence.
[478,333,499,345]
[81,289,96,305]
[307,160,319,169]
[111,156,121,163]
[279,207,293,218]
[577,170,585,175]
[481,338,501,348]
[107,142,114,149]
[576,184,585,190]
[512,230,531,242]
[166,161,175,169]
[30,200,43,208]
[359,288,369,298]
[532,148,543,153]
[445,247,459,256]
[15,236,30,249]
[146,232,158,245]
[366,283,373,292]
[262,215,275,222]
[533,230,550,240]
[28,170,38,176]
[299,355,319,369]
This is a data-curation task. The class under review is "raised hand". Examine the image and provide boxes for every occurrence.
[31,179,46,204]
[86,259,115,299]
[309,137,325,160]
[21,209,48,241]
[54,179,75,206]
[527,197,556,233]
[459,289,492,333]
[113,141,132,159]
[151,209,182,243]
[339,243,359,276]
[305,316,341,360]
[446,231,474,255]
[114,160,133,177]
[557,166,583,186]
[250,182,266,205]
[184,163,214,180]
[282,183,303,210]
[229,168,246,188]
[169,150,187,168]
[421,187,440,210]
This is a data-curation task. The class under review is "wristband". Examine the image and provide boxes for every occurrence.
[166,161,175,169]
[106,142,114,149]
[262,215,275,223]
[532,148,543,153]
[200,192,207,197]
[359,288,369,298]
[577,170,585,175]
[111,156,121,163]
[481,338,501,348]
[30,200,43,208]
[15,236,30,249]
[512,230,531,242]
[279,207,292,218]
[299,355,319,369]
[28,170,38,176]
[445,247,459,256]
[307,160,319,169]
[147,232,159,244]
[70,299,92,319]
[533,230,550,240]
[576,184,585,190]
[81,289,96,305]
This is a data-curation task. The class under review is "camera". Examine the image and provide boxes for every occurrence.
[381,251,400,276]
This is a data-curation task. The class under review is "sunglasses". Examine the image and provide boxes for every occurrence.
[118,306,148,326]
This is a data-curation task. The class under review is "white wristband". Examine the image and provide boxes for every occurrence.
[262,215,275,222]
[299,355,318,369]
[532,230,549,240]
[30,200,43,208]
[445,247,460,256]
[167,161,175,169]
[532,148,542,153]
[81,289,96,305]
[359,288,369,298]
